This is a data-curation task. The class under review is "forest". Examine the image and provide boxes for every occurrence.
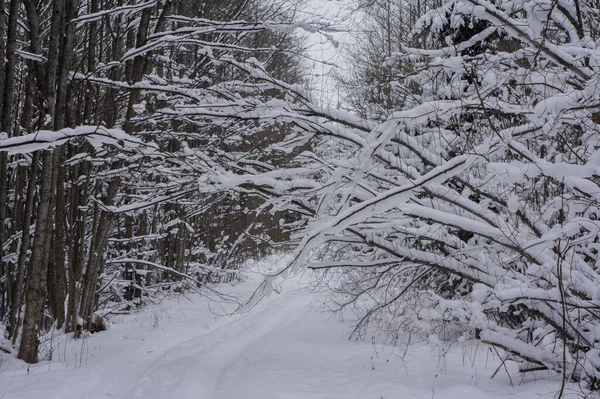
[1,0,600,395]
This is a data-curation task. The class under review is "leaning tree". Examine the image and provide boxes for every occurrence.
[199,0,600,388]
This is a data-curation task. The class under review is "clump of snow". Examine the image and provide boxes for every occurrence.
[507,195,520,213]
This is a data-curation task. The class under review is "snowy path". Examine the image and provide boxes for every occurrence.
[0,265,577,399]
[129,283,311,399]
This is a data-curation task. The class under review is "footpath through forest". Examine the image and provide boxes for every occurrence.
[0,257,580,398]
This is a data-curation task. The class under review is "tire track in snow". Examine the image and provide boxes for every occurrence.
[128,285,311,399]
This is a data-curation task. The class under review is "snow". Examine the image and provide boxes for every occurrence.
[0,126,156,155]
[507,195,520,213]
[74,1,157,26]
[0,256,580,398]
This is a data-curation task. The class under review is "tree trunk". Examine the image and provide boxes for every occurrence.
[80,178,119,330]
[44,0,65,121]
[0,0,6,111]
[54,0,77,130]
[84,0,99,123]
[7,152,39,341]
[54,158,67,329]
[43,151,59,320]
[18,151,53,363]
[124,6,152,133]
[66,159,90,334]
[0,0,22,327]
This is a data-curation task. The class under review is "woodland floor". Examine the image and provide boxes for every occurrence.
[0,255,587,399]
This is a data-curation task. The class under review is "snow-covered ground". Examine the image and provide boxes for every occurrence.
[0,256,587,398]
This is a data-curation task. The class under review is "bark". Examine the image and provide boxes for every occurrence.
[22,0,46,110]
[2,0,20,132]
[83,0,99,123]
[138,211,152,286]
[7,69,37,339]
[43,152,59,320]
[7,152,39,341]
[124,6,152,133]
[54,159,67,329]
[66,159,90,334]
[0,0,5,318]
[0,0,6,111]
[176,207,186,274]
[124,214,139,300]
[44,0,65,120]
[54,0,77,129]
[0,0,21,325]
[6,163,26,315]
[103,0,124,128]
[6,65,34,339]
[80,178,119,330]
[18,151,53,363]
[50,0,76,333]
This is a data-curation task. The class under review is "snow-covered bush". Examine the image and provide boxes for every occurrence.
[226,0,600,388]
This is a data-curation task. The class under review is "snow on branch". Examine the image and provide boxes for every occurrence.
[0,126,157,154]
[74,0,157,26]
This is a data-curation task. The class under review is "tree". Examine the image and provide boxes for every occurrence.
[0,0,313,362]
[338,0,436,120]
[202,0,600,389]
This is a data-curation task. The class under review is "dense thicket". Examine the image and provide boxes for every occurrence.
[212,0,600,389]
[0,0,307,362]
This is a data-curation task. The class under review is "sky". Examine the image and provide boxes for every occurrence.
[297,0,355,107]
